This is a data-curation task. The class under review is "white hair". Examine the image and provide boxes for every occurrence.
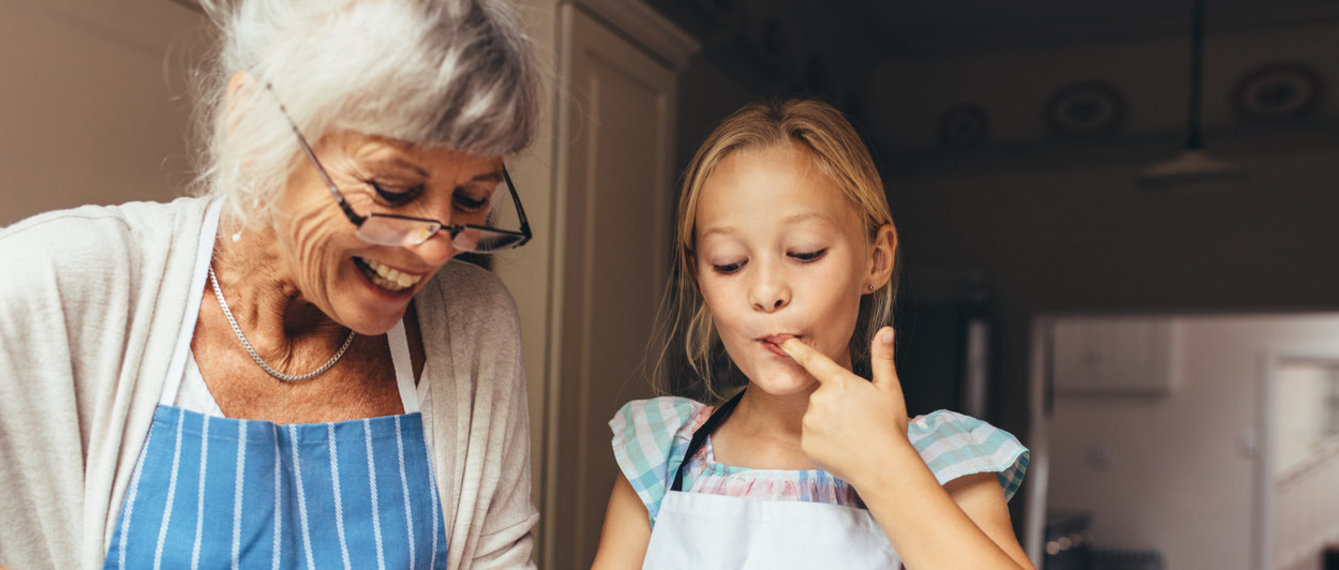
[192,0,540,227]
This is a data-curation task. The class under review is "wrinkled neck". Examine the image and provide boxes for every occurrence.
[210,215,346,352]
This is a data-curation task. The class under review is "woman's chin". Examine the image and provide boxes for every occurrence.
[334,269,418,334]
[333,302,410,337]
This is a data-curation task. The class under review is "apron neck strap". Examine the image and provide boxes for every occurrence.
[386,319,420,414]
[671,389,745,492]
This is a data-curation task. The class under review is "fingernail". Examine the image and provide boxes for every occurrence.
[780,338,800,354]
[879,328,894,345]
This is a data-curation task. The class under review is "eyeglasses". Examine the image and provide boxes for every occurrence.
[272,89,531,252]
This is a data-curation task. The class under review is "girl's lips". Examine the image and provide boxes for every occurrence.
[760,334,800,357]
[761,333,798,345]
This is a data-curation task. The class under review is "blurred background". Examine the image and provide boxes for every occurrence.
[4,0,1338,568]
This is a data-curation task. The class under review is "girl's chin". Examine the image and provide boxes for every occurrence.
[743,370,819,397]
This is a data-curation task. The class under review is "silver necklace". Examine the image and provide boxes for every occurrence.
[208,265,356,382]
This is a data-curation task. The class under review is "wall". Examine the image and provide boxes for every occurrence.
[868,21,1339,152]
[1046,313,1339,568]
[1273,362,1339,475]
[867,19,1339,445]
[0,0,207,226]
[653,0,887,187]
[491,0,559,529]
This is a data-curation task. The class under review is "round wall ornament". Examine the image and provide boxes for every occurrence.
[1045,81,1126,137]
[938,103,989,146]
[1232,62,1323,120]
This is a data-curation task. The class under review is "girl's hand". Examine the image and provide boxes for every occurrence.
[780,326,909,484]
[784,327,1036,570]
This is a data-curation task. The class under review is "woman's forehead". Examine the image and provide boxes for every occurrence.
[340,131,504,179]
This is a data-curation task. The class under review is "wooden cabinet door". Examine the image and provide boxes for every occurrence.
[541,4,684,568]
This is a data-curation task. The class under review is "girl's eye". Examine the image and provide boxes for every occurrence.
[789,249,827,262]
[367,180,423,206]
[712,260,746,274]
[453,189,490,213]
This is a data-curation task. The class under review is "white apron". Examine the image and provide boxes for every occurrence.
[642,393,902,569]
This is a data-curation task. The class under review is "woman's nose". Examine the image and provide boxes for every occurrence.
[411,229,460,266]
[748,261,791,313]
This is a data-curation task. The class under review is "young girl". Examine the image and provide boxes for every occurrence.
[591,99,1034,569]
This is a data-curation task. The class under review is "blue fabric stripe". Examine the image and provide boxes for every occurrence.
[287,424,316,570]
[231,419,247,570]
[363,418,387,570]
[190,415,209,570]
[105,406,447,570]
[395,414,417,567]
[110,416,154,570]
[270,425,284,570]
[151,407,185,570]
[416,414,444,570]
[328,423,352,570]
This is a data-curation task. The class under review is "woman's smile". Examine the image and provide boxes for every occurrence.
[353,256,425,293]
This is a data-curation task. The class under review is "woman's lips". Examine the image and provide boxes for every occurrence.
[352,256,423,299]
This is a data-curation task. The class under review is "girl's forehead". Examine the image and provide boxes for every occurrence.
[697,147,855,221]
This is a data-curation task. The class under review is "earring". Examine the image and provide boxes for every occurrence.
[231,231,242,243]
[866,284,875,291]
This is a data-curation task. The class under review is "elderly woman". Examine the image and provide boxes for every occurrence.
[0,0,540,568]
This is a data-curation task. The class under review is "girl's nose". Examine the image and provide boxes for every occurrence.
[749,262,791,313]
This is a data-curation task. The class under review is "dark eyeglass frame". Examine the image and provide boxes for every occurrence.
[271,86,532,252]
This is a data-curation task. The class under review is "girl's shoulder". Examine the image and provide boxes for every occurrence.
[608,396,714,522]
[610,396,711,443]
[907,410,1030,501]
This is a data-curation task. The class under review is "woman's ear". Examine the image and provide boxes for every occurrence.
[865,224,898,291]
[227,71,251,101]
[222,71,259,137]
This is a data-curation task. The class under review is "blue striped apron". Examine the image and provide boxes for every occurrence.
[103,204,447,569]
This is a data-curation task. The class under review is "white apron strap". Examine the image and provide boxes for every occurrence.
[386,319,420,414]
[159,199,224,406]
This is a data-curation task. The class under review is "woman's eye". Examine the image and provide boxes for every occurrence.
[453,189,489,213]
[789,249,827,262]
[367,180,423,205]
[712,260,746,274]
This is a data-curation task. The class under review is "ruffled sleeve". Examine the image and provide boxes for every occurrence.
[907,410,1030,501]
[609,397,706,523]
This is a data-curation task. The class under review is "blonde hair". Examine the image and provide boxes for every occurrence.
[652,99,899,403]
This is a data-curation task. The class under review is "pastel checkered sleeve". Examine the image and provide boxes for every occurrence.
[907,410,1030,501]
[609,397,705,524]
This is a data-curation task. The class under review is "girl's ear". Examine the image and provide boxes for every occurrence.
[864,224,898,291]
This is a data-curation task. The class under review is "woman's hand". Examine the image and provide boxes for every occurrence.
[780,326,909,485]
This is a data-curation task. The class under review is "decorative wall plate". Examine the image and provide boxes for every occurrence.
[1045,81,1126,137]
[1232,62,1323,120]
[939,103,989,146]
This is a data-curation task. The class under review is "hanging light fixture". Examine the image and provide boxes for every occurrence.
[1138,0,1242,185]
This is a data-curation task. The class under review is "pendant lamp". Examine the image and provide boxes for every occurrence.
[1138,0,1242,185]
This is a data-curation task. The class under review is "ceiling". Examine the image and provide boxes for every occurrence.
[845,0,1339,55]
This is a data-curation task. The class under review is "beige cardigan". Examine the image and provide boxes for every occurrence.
[0,197,537,569]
